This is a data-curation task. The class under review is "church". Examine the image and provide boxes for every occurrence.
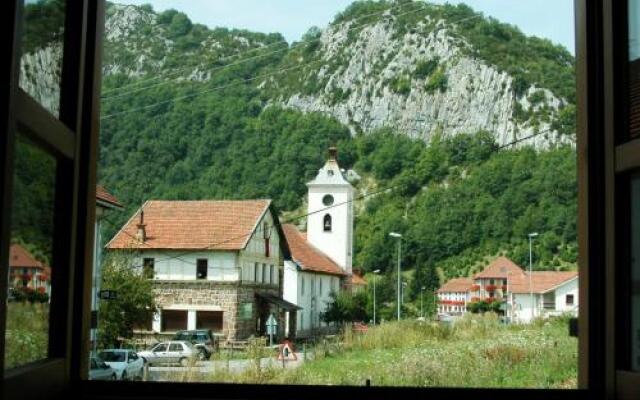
[282,147,364,337]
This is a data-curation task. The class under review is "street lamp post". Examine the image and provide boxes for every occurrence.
[402,281,407,305]
[420,286,426,318]
[373,269,380,325]
[389,232,402,321]
[528,232,539,320]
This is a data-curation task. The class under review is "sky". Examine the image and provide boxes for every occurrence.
[113,0,576,54]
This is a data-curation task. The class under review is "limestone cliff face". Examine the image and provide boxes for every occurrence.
[19,44,63,116]
[274,15,571,147]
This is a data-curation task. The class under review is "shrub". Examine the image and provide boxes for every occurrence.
[391,75,412,95]
[414,57,440,79]
[425,68,448,93]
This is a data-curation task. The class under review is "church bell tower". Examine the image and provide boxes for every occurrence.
[306,147,354,274]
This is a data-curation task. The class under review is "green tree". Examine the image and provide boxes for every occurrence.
[322,291,370,324]
[97,252,158,349]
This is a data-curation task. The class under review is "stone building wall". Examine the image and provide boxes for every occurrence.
[153,281,279,340]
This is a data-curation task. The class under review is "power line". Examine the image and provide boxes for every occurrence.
[103,180,406,266]
[100,1,426,99]
[101,128,556,268]
[100,9,484,120]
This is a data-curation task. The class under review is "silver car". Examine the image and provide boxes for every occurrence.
[98,349,145,380]
[137,341,197,366]
[89,356,117,381]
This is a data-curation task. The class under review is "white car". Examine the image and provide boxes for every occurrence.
[137,341,197,367]
[89,356,117,381]
[98,349,145,380]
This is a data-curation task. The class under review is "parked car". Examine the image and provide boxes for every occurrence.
[137,341,197,366]
[89,356,117,381]
[172,329,218,360]
[98,349,144,380]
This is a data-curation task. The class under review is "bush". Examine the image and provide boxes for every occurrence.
[414,57,440,79]
[425,68,448,93]
[391,75,412,95]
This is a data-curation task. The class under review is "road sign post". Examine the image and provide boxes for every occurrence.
[266,313,278,347]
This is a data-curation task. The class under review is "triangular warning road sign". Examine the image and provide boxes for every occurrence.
[277,340,298,361]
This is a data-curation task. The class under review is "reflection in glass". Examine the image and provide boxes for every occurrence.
[19,0,66,117]
[4,135,56,370]
[632,174,640,371]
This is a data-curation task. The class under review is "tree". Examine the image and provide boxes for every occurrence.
[322,291,370,324]
[97,252,158,349]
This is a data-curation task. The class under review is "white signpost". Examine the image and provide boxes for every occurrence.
[266,313,277,347]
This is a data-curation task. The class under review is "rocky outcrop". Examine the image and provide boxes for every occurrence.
[276,16,572,147]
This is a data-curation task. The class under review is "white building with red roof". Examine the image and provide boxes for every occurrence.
[8,243,51,296]
[282,148,363,337]
[106,199,300,342]
[437,256,578,323]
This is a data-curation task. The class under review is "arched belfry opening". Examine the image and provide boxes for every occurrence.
[323,214,332,232]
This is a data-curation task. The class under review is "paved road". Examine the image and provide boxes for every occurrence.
[146,353,310,381]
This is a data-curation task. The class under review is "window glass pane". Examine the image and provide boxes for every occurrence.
[630,0,640,138]
[19,0,66,117]
[631,173,640,371]
[96,0,577,388]
[5,135,56,370]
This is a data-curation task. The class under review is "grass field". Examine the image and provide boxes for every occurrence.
[4,302,49,370]
[201,313,577,388]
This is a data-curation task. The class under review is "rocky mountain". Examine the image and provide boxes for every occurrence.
[267,3,574,147]
[97,1,575,147]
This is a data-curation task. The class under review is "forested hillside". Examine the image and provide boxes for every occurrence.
[17,0,577,304]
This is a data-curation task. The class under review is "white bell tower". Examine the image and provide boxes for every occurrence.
[306,147,354,274]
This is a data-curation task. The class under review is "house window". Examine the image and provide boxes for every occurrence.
[196,259,208,280]
[323,214,332,232]
[269,265,274,284]
[196,311,223,332]
[320,279,323,295]
[566,294,575,306]
[301,277,305,296]
[300,312,304,330]
[254,262,259,282]
[143,257,155,278]
[263,222,271,257]
[262,263,267,283]
[161,310,188,332]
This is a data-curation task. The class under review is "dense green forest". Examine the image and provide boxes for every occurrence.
[15,1,578,312]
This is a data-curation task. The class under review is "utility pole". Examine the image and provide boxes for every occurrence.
[420,286,426,318]
[528,232,539,320]
[373,269,380,325]
[389,233,402,321]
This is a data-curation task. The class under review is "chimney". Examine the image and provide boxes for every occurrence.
[328,146,338,160]
[136,210,146,243]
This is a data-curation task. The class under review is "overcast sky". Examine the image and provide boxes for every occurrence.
[112,0,576,54]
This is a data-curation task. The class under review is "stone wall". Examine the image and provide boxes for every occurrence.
[153,281,279,340]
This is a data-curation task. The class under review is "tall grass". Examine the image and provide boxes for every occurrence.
[274,314,577,388]
[4,302,49,369]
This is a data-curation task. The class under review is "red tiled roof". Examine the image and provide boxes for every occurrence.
[438,277,473,293]
[107,200,271,250]
[282,224,346,276]
[440,257,578,295]
[509,271,578,294]
[473,256,527,279]
[9,244,47,271]
[96,185,123,209]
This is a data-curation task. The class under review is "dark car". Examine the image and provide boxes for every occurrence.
[172,329,218,360]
